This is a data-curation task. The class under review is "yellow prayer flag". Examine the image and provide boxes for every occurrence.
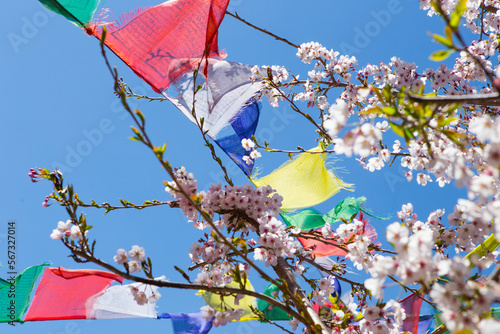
[251,145,352,210]
[198,280,258,321]
[465,234,499,268]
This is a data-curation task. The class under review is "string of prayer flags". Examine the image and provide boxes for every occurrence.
[0,263,49,323]
[24,267,123,321]
[251,145,352,210]
[37,0,263,177]
[198,280,258,321]
[159,312,213,334]
[281,197,368,230]
[39,0,104,27]
[256,284,292,321]
[92,0,230,93]
[86,280,162,319]
[163,60,263,175]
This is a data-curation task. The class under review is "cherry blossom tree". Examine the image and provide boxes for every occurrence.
[31,1,500,333]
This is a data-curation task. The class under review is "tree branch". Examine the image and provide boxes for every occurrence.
[408,92,500,106]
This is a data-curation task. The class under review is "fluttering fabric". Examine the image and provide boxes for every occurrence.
[163,60,263,175]
[86,280,160,319]
[213,99,261,175]
[298,213,377,257]
[464,234,499,266]
[93,0,230,93]
[38,0,104,27]
[251,145,352,210]
[281,197,368,230]
[199,280,258,321]
[24,267,123,321]
[400,293,423,334]
[0,263,49,323]
[37,0,263,177]
[256,284,292,321]
[417,315,434,334]
[159,312,213,334]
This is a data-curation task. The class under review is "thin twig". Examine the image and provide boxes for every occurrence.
[226,11,299,48]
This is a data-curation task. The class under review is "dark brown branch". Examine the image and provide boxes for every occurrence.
[297,255,366,289]
[408,92,500,106]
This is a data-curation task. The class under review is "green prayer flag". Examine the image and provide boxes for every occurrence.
[492,307,500,319]
[0,263,49,323]
[281,197,368,230]
[39,0,104,27]
[257,284,292,321]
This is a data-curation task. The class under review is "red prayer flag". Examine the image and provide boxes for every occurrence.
[92,0,230,93]
[24,267,123,321]
[298,220,378,257]
[400,293,423,334]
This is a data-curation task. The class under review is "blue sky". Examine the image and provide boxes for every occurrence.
[1,1,466,333]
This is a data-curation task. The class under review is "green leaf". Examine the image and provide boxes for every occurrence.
[438,116,458,127]
[450,0,467,29]
[431,33,453,48]
[430,1,446,16]
[390,122,406,138]
[430,50,452,61]
[382,84,392,103]
[381,106,397,116]
[135,109,145,126]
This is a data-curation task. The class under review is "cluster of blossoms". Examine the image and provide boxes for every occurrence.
[361,203,500,331]
[420,0,500,37]
[200,305,244,327]
[250,65,289,107]
[28,168,40,183]
[321,218,377,272]
[50,219,86,241]
[359,301,406,334]
[240,138,261,165]
[165,167,303,287]
[128,284,161,306]
[113,245,146,274]
[311,275,342,306]
[429,256,500,333]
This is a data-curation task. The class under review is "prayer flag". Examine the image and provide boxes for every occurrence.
[418,315,434,334]
[86,280,160,319]
[93,0,230,93]
[214,99,261,175]
[0,263,49,323]
[199,280,258,321]
[38,0,104,27]
[256,284,292,321]
[159,312,213,334]
[24,267,123,321]
[400,293,423,334]
[163,60,263,175]
[251,145,352,210]
[281,197,368,230]
[465,234,499,267]
[298,219,377,257]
